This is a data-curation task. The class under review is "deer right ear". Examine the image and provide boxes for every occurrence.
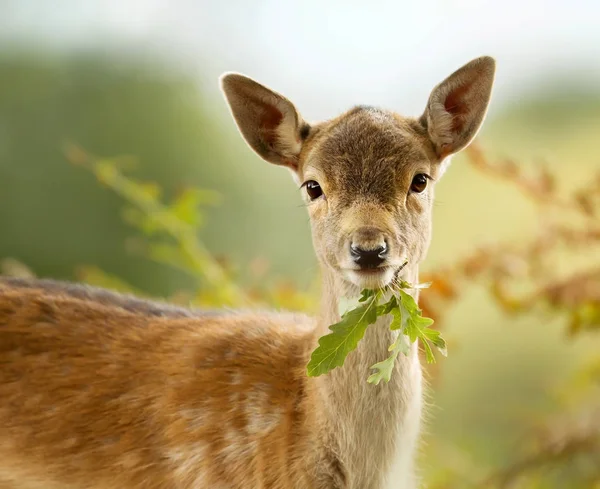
[220,73,309,172]
[421,56,496,159]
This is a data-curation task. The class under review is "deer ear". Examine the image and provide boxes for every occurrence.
[421,56,496,159]
[220,73,308,172]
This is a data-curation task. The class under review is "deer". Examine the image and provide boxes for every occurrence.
[0,56,495,489]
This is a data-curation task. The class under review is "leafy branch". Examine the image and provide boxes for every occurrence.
[307,283,447,384]
[64,143,251,307]
[420,144,600,335]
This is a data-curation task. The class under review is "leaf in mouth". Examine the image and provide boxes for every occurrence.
[306,280,446,383]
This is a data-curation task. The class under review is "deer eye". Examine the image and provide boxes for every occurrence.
[303,180,324,200]
[410,174,429,193]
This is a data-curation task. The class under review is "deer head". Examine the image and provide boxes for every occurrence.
[221,56,495,295]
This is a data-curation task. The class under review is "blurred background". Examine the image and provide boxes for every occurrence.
[1,1,598,487]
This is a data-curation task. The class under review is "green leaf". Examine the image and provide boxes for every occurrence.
[359,289,376,302]
[138,182,162,201]
[422,339,436,364]
[388,331,411,356]
[397,289,445,362]
[423,328,448,357]
[397,290,430,335]
[147,242,195,272]
[398,280,432,290]
[122,206,164,235]
[338,295,363,316]
[368,331,410,385]
[307,295,380,377]
[377,295,398,315]
[169,188,218,227]
[367,351,398,385]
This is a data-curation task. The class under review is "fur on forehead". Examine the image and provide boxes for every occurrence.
[298,106,438,182]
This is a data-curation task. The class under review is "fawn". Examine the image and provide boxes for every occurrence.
[0,56,495,489]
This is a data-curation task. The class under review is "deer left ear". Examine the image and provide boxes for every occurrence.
[220,73,308,173]
[421,56,496,159]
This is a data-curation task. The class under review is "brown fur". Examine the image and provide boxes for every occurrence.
[0,56,495,489]
[0,278,323,488]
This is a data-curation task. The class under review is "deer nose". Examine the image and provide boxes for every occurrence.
[350,241,388,269]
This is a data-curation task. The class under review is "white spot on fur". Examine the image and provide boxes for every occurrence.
[230,388,242,407]
[179,406,209,430]
[230,371,243,385]
[247,406,282,435]
[60,437,78,449]
[120,451,143,469]
[245,384,283,435]
[169,443,208,488]
[220,428,258,468]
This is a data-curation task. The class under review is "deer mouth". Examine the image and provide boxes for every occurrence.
[345,266,397,289]
[343,259,409,290]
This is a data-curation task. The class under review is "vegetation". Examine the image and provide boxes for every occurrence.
[421,146,600,488]
[307,285,446,383]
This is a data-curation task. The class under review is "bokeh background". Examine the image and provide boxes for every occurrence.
[1,1,599,487]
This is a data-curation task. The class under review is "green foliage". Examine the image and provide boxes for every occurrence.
[307,284,446,383]
[306,290,381,377]
[71,149,249,306]
[368,289,447,385]
[395,289,447,362]
[66,146,316,312]
[0,53,239,295]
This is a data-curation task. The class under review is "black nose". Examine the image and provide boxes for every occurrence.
[350,242,388,269]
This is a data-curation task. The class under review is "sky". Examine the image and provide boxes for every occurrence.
[1,0,598,120]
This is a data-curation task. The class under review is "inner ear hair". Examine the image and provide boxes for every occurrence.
[220,73,308,171]
[421,56,496,159]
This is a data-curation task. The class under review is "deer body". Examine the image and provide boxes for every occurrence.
[0,56,495,488]
[0,277,418,489]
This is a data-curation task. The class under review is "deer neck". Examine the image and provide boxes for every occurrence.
[312,266,424,489]
[317,264,421,377]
